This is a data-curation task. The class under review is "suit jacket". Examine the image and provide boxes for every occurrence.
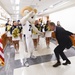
[55,26,73,49]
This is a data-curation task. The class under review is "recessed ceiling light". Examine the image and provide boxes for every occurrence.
[16,6,19,10]
[16,15,19,20]
[12,6,15,10]
[49,5,54,8]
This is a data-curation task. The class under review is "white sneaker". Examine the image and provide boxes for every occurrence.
[24,61,29,67]
[30,55,37,59]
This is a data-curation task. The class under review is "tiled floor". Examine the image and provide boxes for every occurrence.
[0,27,75,75]
[15,38,55,60]
[14,56,75,75]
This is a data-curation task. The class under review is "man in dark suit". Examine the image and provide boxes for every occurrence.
[50,22,74,67]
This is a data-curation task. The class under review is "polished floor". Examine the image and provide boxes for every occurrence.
[14,39,75,75]
[0,27,75,75]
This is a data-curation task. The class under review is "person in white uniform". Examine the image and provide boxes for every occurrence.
[45,20,51,48]
[10,21,21,53]
[22,21,36,58]
[5,21,12,45]
[31,20,38,51]
[31,20,41,50]
[20,6,43,58]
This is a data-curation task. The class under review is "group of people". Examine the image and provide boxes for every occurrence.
[5,20,22,53]
[5,19,75,67]
[31,20,51,51]
[5,19,52,52]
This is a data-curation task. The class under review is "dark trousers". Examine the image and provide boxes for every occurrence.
[54,45,69,62]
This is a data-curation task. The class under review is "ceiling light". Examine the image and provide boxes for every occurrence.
[16,6,19,10]
[15,0,20,5]
[49,5,54,8]
[13,10,19,15]
[16,15,19,20]
[12,6,15,10]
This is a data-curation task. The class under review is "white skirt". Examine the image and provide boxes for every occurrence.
[12,36,20,41]
[6,31,12,37]
[32,34,38,39]
[45,31,51,37]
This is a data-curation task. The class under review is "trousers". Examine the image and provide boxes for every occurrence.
[54,44,69,62]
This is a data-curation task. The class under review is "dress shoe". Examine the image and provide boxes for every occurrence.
[53,62,61,67]
[63,60,71,65]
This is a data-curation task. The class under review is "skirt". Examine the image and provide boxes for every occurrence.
[32,34,38,39]
[45,31,51,37]
[6,31,12,37]
[12,36,20,41]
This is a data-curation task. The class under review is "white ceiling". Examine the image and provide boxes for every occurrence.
[0,0,75,20]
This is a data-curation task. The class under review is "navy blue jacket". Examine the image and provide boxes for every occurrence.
[55,26,73,49]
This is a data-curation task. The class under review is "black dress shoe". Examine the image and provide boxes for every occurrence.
[63,60,71,65]
[53,62,61,67]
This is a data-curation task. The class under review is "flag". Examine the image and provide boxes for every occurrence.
[0,39,5,66]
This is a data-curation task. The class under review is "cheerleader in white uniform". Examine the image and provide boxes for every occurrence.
[45,21,51,48]
[5,22,12,45]
[31,21,39,51]
[10,21,21,53]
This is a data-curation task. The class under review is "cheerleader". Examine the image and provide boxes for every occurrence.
[17,20,23,40]
[37,20,41,44]
[31,20,41,50]
[45,21,51,48]
[10,21,21,53]
[5,21,12,45]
